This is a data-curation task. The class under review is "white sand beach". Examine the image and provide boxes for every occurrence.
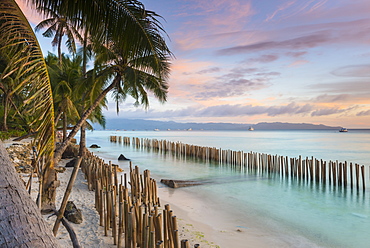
[5,139,312,248]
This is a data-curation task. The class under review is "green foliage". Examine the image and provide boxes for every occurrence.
[0,129,27,141]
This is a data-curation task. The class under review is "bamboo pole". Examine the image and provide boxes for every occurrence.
[53,157,83,236]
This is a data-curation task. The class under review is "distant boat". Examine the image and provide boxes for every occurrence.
[154,128,160,131]
[248,126,254,131]
[339,128,348,132]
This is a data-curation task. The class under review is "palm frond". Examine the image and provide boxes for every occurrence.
[0,0,55,167]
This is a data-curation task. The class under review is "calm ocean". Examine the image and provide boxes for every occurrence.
[79,129,370,248]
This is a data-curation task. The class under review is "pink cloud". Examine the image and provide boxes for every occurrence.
[173,0,258,51]
[287,60,309,67]
[15,0,44,24]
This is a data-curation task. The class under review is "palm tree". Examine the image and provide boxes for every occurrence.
[35,7,82,65]
[1,0,172,213]
[46,53,82,141]
[0,0,56,212]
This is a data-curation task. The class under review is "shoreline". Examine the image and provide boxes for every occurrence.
[4,138,320,247]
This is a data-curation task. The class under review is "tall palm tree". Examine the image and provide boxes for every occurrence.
[35,7,82,65]
[1,0,172,212]
[46,53,82,141]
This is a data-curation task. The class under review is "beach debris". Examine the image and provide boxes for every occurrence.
[89,144,101,148]
[160,179,205,188]
[64,201,83,224]
[5,143,33,173]
[118,154,130,161]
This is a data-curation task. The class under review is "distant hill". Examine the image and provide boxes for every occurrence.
[94,119,342,131]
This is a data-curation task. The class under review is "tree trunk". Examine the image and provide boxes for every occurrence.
[41,79,116,211]
[63,112,67,142]
[2,94,9,131]
[53,79,117,163]
[41,167,59,213]
[79,122,86,157]
[0,142,60,247]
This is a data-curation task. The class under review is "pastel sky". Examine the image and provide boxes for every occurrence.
[19,0,370,128]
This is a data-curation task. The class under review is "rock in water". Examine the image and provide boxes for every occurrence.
[64,201,83,224]
[89,144,101,148]
[118,154,130,161]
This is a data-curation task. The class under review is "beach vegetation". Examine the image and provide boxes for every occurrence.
[0,130,27,141]
[1,0,172,213]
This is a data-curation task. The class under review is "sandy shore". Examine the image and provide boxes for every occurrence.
[5,138,309,247]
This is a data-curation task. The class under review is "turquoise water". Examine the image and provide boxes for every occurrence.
[80,130,370,247]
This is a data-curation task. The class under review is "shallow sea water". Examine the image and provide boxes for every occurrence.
[80,129,370,248]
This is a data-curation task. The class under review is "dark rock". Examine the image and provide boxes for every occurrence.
[64,201,83,224]
[65,158,77,167]
[89,144,101,148]
[62,144,79,159]
[118,154,130,161]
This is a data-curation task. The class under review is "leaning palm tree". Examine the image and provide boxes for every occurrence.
[1,0,172,213]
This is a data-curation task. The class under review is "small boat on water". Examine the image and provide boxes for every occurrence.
[339,128,348,132]
[248,126,254,131]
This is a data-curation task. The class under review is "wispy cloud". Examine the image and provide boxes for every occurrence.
[356,110,370,116]
[105,102,357,119]
[247,54,279,63]
[331,65,370,77]
[217,32,330,55]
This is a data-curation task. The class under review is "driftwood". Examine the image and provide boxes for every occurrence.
[51,209,81,248]
[12,131,37,141]
[53,157,83,235]
[0,142,60,247]
[160,179,205,188]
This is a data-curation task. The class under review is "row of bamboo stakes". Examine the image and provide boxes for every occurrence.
[111,136,368,192]
[80,149,201,247]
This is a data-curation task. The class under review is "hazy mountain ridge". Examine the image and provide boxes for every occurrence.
[95,119,342,130]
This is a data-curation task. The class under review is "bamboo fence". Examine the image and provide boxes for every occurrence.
[112,136,369,192]
[80,150,201,247]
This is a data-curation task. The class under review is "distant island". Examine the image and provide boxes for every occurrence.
[94,119,343,131]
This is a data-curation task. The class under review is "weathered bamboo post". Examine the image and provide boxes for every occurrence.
[103,190,108,236]
[112,189,117,245]
[118,201,123,248]
[343,162,347,187]
[350,163,353,189]
[356,164,360,190]
[361,165,366,192]
[181,240,190,248]
[338,162,343,186]
[53,157,83,236]
[332,162,337,187]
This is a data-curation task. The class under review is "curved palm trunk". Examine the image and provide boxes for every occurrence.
[53,78,118,163]
[42,77,117,213]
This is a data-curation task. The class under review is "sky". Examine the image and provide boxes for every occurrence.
[18,0,370,128]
